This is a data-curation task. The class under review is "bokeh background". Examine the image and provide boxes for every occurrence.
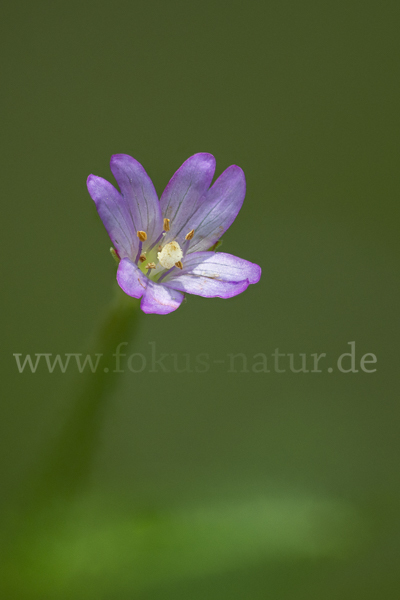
[1,1,399,598]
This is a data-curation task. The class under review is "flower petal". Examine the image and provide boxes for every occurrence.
[87,175,136,260]
[165,274,249,298]
[159,153,216,243]
[117,258,148,298]
[140,280,184,315]
[168,251,261,283]
[187,165,246,253]
[163,251,261,298]
[110,154,163,247]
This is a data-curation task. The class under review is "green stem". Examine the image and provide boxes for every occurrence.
[30,285,141,507]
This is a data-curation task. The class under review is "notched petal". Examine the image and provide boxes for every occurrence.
[110,154,163,247]
[160,153,216,242]
[188,165,246,253]
[87,174,136,259]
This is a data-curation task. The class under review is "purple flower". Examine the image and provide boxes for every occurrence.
[87,153,261,315]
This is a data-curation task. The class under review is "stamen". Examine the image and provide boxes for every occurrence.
[181,237,191,258]
[135,240,143,264]
[175,261,183,270]
[157,266,175,283]
[145,262,156,269]
[181,229,195,258]
[163,218,170,231]
[137,230,147,242]
[139,253,147,263]
[147,231,165,253]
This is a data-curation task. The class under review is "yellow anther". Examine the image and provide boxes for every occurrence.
[139,253,147,263]
[145,262,156,269]
[185,229,195,240]
[163,218,170,231]
[175,261,183,270]
[137,230,147,241]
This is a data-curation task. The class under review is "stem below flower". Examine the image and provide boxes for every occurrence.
[26,286,141,509]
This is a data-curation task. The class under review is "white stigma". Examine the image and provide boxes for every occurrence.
[157,241,183,270]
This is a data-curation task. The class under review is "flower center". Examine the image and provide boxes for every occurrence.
[135,226,193,279]
[157,241,183,270]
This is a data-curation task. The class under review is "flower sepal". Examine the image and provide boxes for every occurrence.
[110,247,121,265]
[208,239,223,252]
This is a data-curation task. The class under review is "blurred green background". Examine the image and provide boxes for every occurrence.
[1,0,399,598]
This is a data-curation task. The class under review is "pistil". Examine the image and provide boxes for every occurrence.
[158,241,183,270]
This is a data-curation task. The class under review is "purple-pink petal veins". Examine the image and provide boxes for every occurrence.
[164,274,250,298]
[110,154,163,249]
[140,280,184,315]
[163,251,261,298]
[87,175,137,260]
[159,153,216,244]
[117,258,148,298]
[186,165,246,253]
[165,251,261,283]
[88,153,261,313]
